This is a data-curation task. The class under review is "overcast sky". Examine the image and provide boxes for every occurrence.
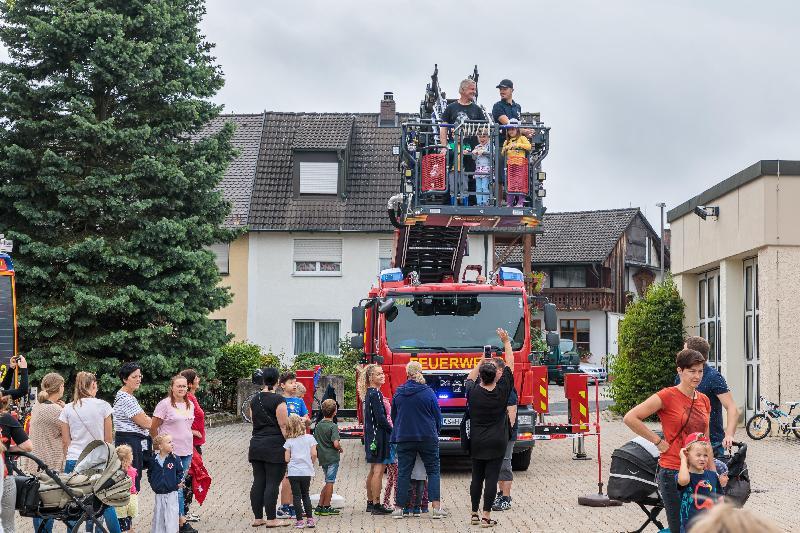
[5,1,800,228]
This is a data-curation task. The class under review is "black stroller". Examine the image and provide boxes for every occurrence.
[9,441,132,533]
[720,441,750,506]
[608,436,665,533]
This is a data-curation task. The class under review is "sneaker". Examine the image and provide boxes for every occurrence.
[306,518,316,528]
[431,507,448,519]
[491,492,504,510]
[421,506,429,513]
[276,508,291,519]
[294,520,305,529]
[287,505,296,518]
[498,496,512,511]
[366,502,375,513]
[391,508,409,519]
[186,513,200,523]
[372,504,393,515]
[324,506,340,515]
[412,506,421,517]
[179,523,198,533]
[314,506,326,515]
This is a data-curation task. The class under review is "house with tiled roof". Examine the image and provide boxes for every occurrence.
[494,208,668,362]
[204,97,667,361]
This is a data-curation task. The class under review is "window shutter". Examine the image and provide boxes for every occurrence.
[293,239,343,262]
[299,162,338,194]
[378,239,393,259]
[207,243,230,274]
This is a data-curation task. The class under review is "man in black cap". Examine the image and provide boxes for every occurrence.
[492,79,532,140]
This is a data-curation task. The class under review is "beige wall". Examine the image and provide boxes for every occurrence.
[210,234,249,341]
[671,174,800,275]
[757,246,800,405]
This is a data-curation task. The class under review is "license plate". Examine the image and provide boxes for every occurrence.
[442,416,462,426]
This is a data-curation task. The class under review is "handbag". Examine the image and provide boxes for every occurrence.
[14,475,41,514]
[459,390,472,452]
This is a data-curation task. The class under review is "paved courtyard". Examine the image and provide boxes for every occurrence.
[18,398,798,532]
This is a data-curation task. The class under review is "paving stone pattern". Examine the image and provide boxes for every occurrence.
[17,407,797,532]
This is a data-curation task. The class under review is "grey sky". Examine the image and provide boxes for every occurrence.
[5,1,800,228]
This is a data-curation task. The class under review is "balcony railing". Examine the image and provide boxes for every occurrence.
[527,285,616,312]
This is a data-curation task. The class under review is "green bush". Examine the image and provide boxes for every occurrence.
[291,341,361,408]
[609,277,685,415]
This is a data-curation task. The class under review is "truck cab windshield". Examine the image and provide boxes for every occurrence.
[384,293,525,352]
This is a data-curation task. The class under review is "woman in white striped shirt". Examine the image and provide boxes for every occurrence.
[113,362,152,492]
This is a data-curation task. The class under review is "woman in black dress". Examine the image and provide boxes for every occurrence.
[358,364,393,515]
[248,367,289,527]
[465,328,514,528]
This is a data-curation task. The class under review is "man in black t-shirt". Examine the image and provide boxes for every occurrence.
[439,79,486,204]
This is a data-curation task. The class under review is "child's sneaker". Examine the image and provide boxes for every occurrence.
[276,507,291,519]
[294,519,305,529]
[314,505,326,515]
[491,492,504,510]
[324,506,340,516]
[306,518,316,528]
[391,508,409,519]
[412,506,421,517]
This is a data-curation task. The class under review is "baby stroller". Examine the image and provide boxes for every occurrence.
[720,441,750,506]
[9,440,132,533]
[608,436,665,533]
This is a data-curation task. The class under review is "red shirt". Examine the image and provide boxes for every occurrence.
[186,393,206,446]
[656,387,711,469]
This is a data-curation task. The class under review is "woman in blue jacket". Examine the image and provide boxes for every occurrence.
[390,361,447,519]
[358,364,393,515]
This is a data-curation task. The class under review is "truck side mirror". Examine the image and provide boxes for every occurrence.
[546,331,560,348]
[543,303,557,332]
[378,298,396,314]
[349,334,364,350]
[351,306,366,334]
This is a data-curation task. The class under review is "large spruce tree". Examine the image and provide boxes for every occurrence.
[0,0,238,397]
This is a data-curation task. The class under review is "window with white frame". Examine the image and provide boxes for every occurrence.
[293,320,340,355]
[207,243,230,275]
[299,162,338,194]
[293,239,342,275]
[698,269,721,369]
[378,239,393,272]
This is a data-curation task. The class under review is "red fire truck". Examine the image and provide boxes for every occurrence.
[349,67,559,470]
[0,234,18,384]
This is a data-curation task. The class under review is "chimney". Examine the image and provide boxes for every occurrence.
[662,228,671,250]
[379,91,396,126]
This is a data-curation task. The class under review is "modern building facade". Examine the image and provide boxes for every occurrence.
[668,160,800,420]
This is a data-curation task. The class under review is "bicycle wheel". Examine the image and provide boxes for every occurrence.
[241,396,254,424]
[746,413,771,440]
[792,415,800,440]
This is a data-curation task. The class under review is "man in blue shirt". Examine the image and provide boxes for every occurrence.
[674,336,739,458]
[491,79,533,142]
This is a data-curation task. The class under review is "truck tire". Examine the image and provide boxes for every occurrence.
[511,448,532,471]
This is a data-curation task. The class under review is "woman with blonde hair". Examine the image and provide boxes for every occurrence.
[23,372,66,533]
[358,363,393,514]
[390,360,446,519]
[687,502,782,532]
[58,371,119,533]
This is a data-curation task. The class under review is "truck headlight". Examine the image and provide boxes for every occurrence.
[517,415,533,426]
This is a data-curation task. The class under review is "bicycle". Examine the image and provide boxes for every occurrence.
[745,396,800,440]
[241,366,324,424]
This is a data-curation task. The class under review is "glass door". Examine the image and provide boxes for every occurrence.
[697,270,721,370]
[743,258,760,420]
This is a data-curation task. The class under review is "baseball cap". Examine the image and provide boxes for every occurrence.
[496,79,514,89]
[683,432,710,447]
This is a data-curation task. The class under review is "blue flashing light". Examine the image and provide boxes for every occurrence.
[438,393,450,399]
[380,267,404,283]
[498,267,523,282]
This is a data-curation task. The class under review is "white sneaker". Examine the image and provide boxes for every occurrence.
[431,507,448,519]
[391,508,408,519]
[186,513,200,522]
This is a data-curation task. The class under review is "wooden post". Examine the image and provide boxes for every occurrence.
[523,234,532,281]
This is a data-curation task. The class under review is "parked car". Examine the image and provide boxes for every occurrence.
[579,363,608,383]
[540,339,581,386]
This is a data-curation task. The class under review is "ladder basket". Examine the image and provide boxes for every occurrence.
[421,153,447,192]
[506,157,529,194]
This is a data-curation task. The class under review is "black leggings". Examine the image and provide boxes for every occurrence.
[251,461,286,520]
[289,476,313,519]
[470,457,503,513]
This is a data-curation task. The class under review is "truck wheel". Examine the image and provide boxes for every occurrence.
[511,448,532,471]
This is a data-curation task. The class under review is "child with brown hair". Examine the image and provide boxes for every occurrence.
[677,432,722,533]
[284,414,318,528]
[312,399,342,516]
[115,444,139,532]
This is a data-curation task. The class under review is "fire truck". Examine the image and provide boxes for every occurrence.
[350,67,560,470]
[0,234,18,384]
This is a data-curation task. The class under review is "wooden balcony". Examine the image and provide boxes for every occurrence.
[527,284,616,312]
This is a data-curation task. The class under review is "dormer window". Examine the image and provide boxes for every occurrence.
[293,151,340,196]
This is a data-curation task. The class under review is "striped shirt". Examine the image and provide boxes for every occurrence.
[114,390,148,435]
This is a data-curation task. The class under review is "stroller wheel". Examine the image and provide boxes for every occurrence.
[793,415,800,440]
[746,413,771,440]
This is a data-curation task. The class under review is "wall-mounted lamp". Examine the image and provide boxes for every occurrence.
[693,205,719,220]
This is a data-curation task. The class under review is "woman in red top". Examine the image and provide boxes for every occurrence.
[624,349,711,533]
[181,369,206,522]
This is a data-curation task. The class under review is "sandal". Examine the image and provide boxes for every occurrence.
[471,513,480,525]
[252,520,266,527]
[480,517,498,528]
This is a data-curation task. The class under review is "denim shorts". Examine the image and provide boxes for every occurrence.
[321,462,339,483]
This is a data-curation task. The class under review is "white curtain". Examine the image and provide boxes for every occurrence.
[294,322,315,355]
[319,322,340,355]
